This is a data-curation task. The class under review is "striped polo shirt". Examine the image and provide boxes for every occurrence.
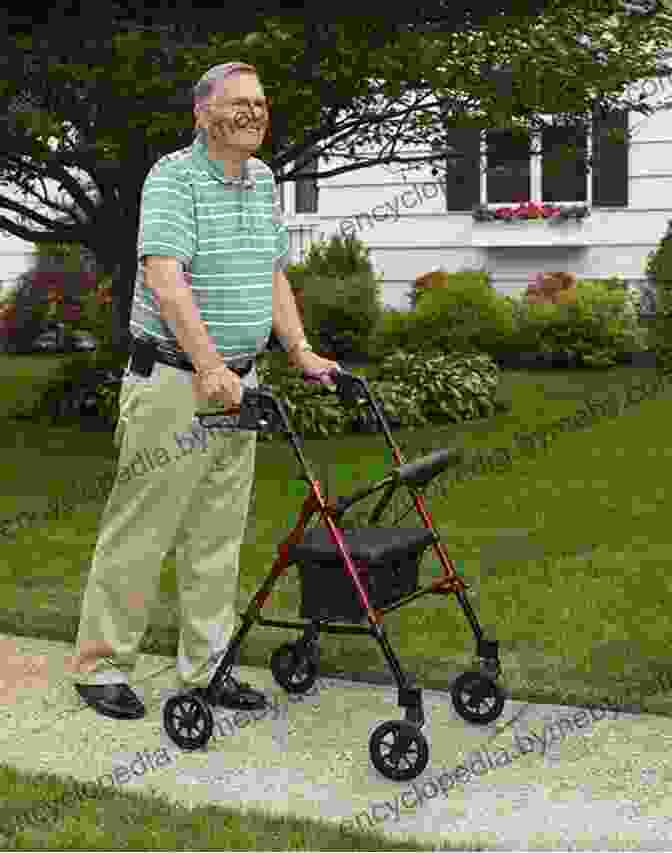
[130,133,290,361]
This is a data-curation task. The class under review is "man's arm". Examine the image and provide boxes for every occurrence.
[143,256,225,373]
[272,265,309,360]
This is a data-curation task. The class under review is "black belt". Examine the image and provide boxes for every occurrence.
[129,337,254,379]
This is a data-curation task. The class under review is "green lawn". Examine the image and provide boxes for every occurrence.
[1,350,671,850]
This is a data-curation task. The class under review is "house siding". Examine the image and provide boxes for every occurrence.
[285,77,672,312]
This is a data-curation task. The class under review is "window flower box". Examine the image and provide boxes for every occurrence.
[472,202,591,223]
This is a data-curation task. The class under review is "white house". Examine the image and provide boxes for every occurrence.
[281,56,672,314]
[0,194,39,301]
[2,52,671,318]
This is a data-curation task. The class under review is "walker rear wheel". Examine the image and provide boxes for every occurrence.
[451,671,505,725]
[369,720,429,781]
[163,691,214,750]
[270,642,318,694]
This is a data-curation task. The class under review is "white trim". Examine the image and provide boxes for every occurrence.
[480,123,596,207]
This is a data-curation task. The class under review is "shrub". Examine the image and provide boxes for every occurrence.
[284,261,311,292]
[508,277,647,368]
[77,276,116,356]
[300,232,374,280]
[300,272,384,360]
[254,349,501,440]
[404,273,517,359]
[20,264,127,423]
[410,266,491,311]
[367,307,417,362]
[284,234,382,359]
[645,217,672,375]
[21,353,123,426]
[525,271,577,305]
[372,350,501,423]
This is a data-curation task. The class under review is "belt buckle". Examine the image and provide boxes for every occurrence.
[231,359,252,378]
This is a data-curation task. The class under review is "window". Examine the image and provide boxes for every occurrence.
[295,153,319,214]
[444,108,628,210]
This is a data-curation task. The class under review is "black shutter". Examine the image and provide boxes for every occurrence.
[592,108,629,207]
[486,128,531,204]
[295,154,318,213]
[445,128,482,211]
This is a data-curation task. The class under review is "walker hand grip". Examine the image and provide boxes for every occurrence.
[195,386,284,433]
[331,369,368,404]
[194,369,370,431]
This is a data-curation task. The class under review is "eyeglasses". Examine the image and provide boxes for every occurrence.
[218,98,269,114]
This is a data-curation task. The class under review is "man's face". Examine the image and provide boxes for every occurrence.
[197,72,268,154]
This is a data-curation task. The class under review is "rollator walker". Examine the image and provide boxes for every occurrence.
[162,366,506,781]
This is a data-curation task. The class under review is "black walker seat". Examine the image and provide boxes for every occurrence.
[288,526,436,564]
[161,366,506,782]
[289,527,436,623]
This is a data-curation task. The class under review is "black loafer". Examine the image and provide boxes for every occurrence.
[75,683,146,720]
[207,673,268,711]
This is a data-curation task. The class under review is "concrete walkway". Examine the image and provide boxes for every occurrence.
[2,632,672,850]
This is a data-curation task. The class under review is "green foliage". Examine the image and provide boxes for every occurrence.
[405,271,517,359]
[372,350,501,423]
[366,307,417,362]
[254,349,500,440]
[300,272,384,358]
[24,354,122,427]
[412,267,492,311]
[370,274,647,372]
[301,233,375,280]
[285,235,382,358]
[645,217,672,375]
[77,276,117,360]
[284,261,311,291]
[508,278,648,368]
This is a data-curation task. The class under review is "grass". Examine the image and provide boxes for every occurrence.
[0,763,475,851]
[1,349,671,850]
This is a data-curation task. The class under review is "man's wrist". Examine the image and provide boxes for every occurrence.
[194,355,227,376]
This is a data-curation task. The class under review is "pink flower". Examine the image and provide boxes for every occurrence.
[79,272,97,294]
[62,303,81,322]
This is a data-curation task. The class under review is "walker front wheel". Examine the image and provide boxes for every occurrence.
[270,642,318,694]
[369,720,429,781]
[451,672,505,725]
[163,691,214,750]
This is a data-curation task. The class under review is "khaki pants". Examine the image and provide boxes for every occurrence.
[70,357,257,689]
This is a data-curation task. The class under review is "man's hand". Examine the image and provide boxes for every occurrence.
[290,349,341,387]
[192,365,242,412]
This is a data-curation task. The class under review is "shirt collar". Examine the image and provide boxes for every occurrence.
[192,134,256,189]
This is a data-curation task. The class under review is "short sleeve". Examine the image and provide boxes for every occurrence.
[137,161,196,268]
[271,181,290,272]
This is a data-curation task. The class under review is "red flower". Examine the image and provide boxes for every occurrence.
[62,303,81,322]
[79,272,97,294]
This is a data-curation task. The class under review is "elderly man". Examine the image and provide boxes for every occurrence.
[69,62,338,720]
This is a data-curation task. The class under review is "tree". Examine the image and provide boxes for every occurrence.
[0,3,670,354]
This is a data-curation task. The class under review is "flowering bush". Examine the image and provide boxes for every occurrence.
[525,271,577,305]
[509,277,648,367]
[0,301,18,350]
[25,269,97,349]
[78,276,115,355]
[473,202,590,223]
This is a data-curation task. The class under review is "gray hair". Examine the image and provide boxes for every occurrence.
[193,62,258,140]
